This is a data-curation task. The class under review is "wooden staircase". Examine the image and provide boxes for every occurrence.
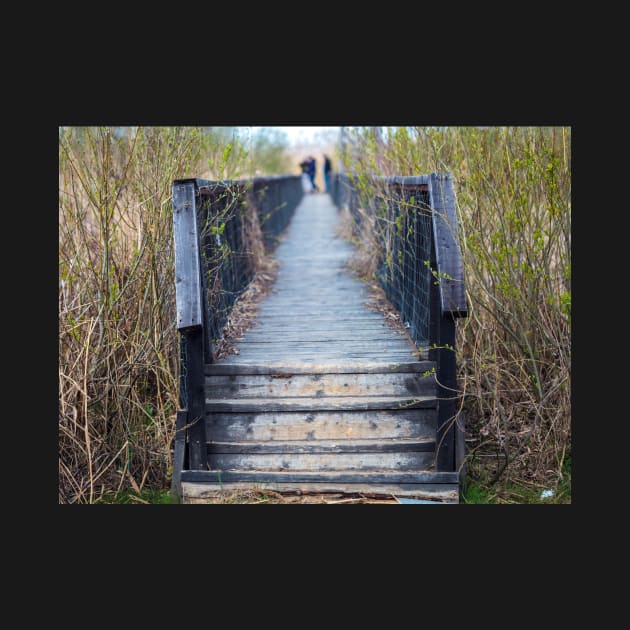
[179,360,459,502]
[173,175,467,504]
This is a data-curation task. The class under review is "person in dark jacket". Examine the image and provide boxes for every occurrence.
[323,154,332,193]
[307,156,318,193]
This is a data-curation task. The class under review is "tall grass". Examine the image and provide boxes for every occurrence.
[339,127,571,492]
[58,126,258,503]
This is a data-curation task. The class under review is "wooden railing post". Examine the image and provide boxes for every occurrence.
[428,173,468,472]
[173,179,207,471]
[432,309,457,472]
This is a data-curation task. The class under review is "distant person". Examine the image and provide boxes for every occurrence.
[299,158,311,193]
[323,154,332,193]
[307,156,319,193]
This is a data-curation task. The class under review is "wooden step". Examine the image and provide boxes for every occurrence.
[205,409,437,442]
[230,342,415,354]
[217,355,425,366]
[207,442,435,471]
[205,396,438,412]
[219,354,420,364]
[238,332,410,342]
[180,470,459,502]
[181,470,458,483]
[226,355,420,362]
[205,361,432,375]
[254,313,392,320]
[207,438,434,453]
[182,481,458,502]
[205,370,436,399]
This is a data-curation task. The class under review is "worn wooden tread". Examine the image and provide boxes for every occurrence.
[205,396,438,412]
[222,350,418,357]
[233,341,414,349]
[205,409,437,442]
[206,438,435,453]
[205,372,436,399]
[237,335,410,343]
[205,361,432,375]
[208,451,435,471]
[181,470,458,484]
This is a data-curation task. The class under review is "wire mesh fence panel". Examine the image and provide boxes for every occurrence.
[176,176,303,404]
[253,176,303,251]
[332,173,433,349]
[376,183,432,349]
[197,183,254,355]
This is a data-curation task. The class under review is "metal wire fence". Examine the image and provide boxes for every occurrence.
[177,175,302,405]
[252,176,304,251]
[332,173,433,349]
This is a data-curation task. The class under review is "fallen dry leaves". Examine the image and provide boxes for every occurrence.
[212,255,279,361]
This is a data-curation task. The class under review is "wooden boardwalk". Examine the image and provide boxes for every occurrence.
[181,192,459,502]
[220,192,417,366]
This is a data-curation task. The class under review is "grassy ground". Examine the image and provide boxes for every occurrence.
[462,455,572,504]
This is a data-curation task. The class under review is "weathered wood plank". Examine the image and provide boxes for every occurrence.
[238,333,408,342]
[205,409,437,442]
[253,313,391,320]
[428,173,467,317]
[218,359,421,367]
[219,356,424,365]
[207,450,435,471]
[207,438,435,453]
[236,338,410,345]
[181,481,459,501]
[185,327,207,470]
[241,332,403,339]
[180,470,459,484]
[243,320,401,327]
[234,340,413,349]
[229,351,418,360]
[172,181,202,330]
[219,358,421,365]
[205,396,438,412]
[223,347,416,354]
[436,315,456,472]
[241,327,400,335]
[205,361,431,375]
[266,288,368,292]
[205,372,436,399]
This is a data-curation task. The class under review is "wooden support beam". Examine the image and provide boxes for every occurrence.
[428,173,468,318]
[435,314,456,472]
[173,180,207,470]
[183,318,207,471]
[172,181,203,331]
